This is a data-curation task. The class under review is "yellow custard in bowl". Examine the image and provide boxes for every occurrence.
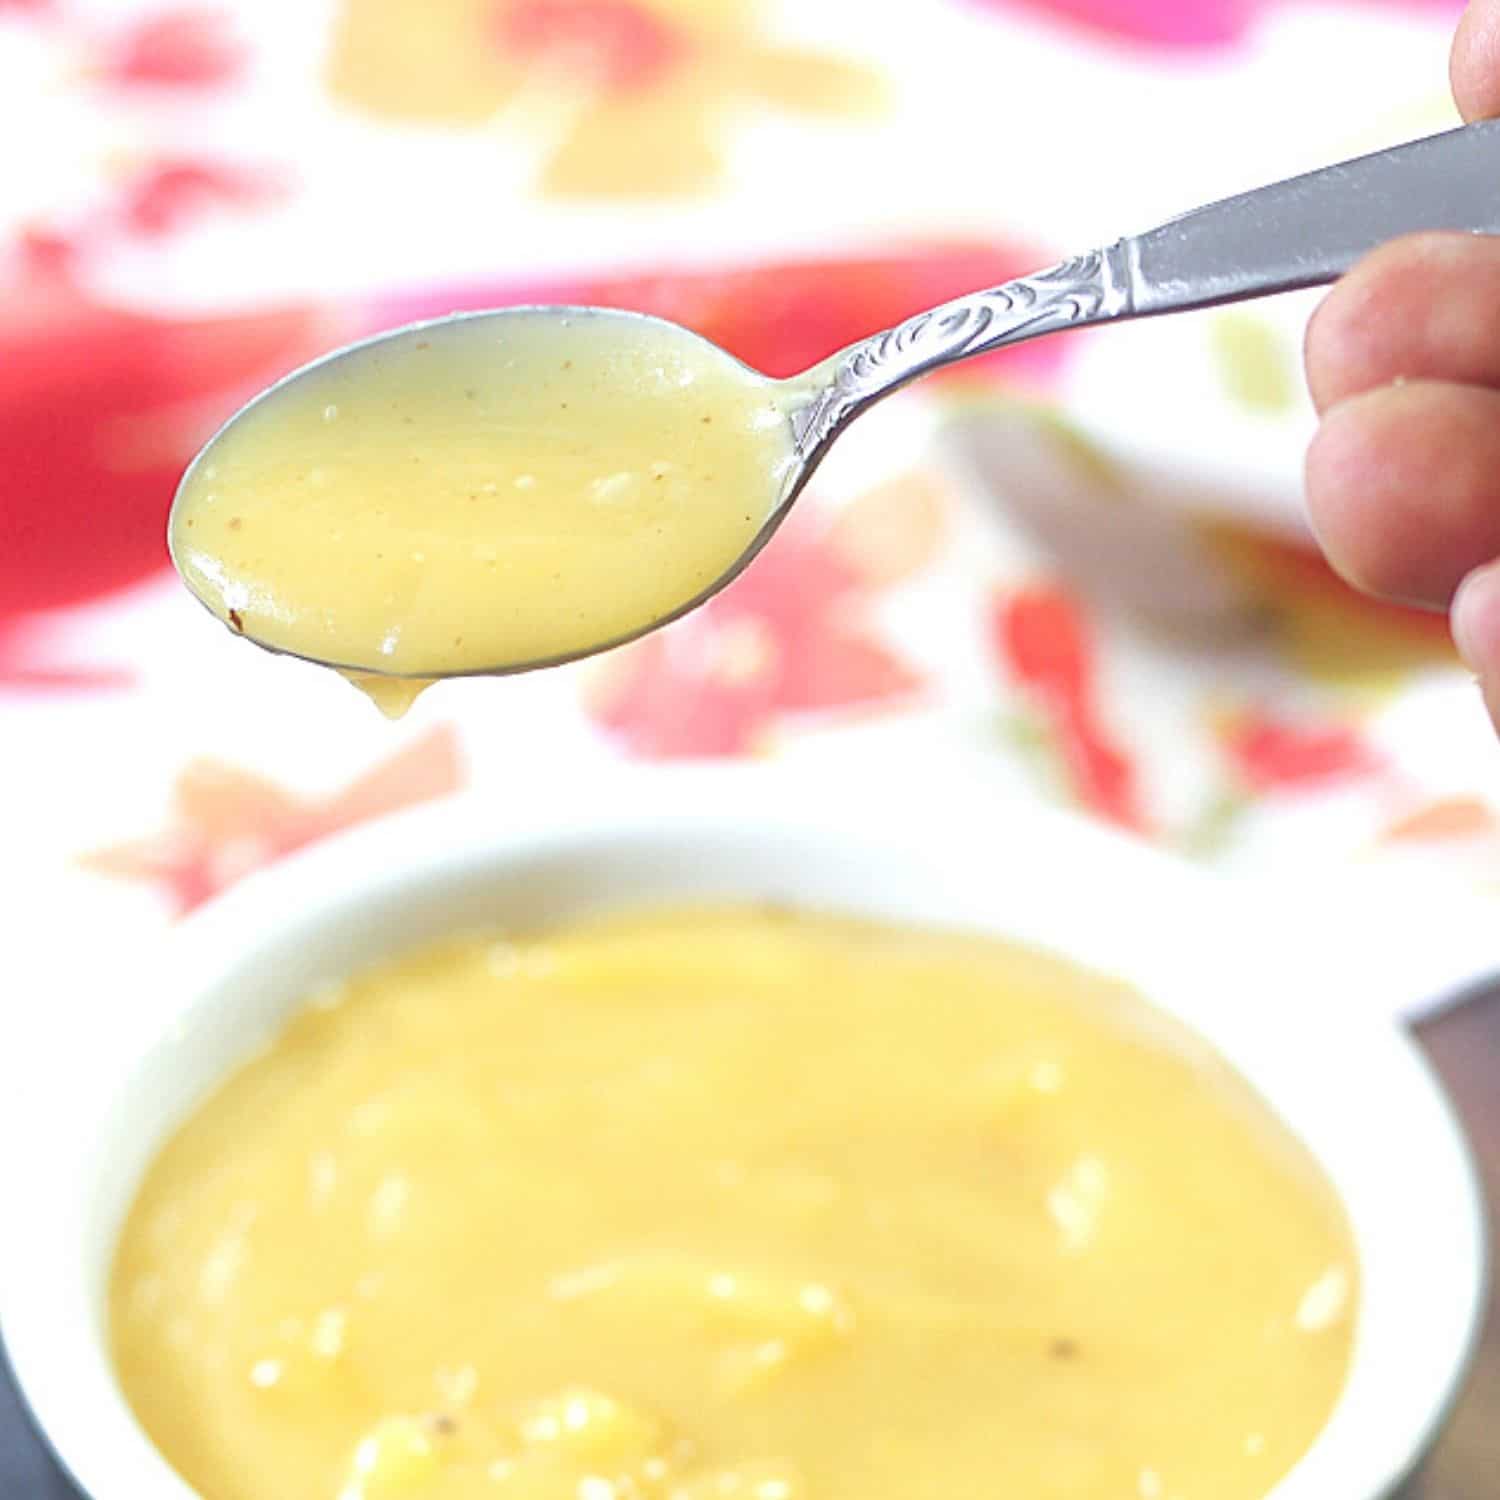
[169,311,797,712]
[111,907,1355,1500]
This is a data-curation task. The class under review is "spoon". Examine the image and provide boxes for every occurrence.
[172,118,1500,694]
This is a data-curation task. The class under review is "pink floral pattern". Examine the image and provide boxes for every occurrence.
[1215,708,1383,795]
[0,255,326,685]
[325,0,887,197]
[587,478,946,757]
[374,242,1069,383]
[93,7,246,89]
[495,0,687,93]
[0,3,306,685]
[81,727,465,914]
[967,0,1462,49]
[991,583,1150,832]
[117,158,285,237]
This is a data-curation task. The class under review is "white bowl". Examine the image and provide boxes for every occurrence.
[1,766,1486,1500]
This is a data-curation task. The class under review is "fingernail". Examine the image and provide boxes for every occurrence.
[1451,561,1500,673]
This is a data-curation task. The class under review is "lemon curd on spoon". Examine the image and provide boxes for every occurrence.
[111,908,1356,1500]
[169,310,798,714]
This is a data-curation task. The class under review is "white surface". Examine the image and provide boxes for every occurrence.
[0,763,1487,1499]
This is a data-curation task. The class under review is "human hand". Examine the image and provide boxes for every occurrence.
[1304,0,1500,727]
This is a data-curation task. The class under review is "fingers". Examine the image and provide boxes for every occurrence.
[1305,233,1500,414]
[1303,1,1500,731]
[1303,231,1500,610]
[1453,0,1500,122]
[1305,380,1500,607]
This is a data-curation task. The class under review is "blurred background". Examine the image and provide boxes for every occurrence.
[0,0,1495,1492]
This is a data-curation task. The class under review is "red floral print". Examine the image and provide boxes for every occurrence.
[81,727,465,915]
[992,584,1149,832]
[1216,708,1382,793]
[0,4,282,686]
[118,158,284,238]
[94,8,245,90]
[968,0,1461,49]
[0,255,327,681]
[587,477,944,758]
[372,242,1071,383]
[495,0,687,93]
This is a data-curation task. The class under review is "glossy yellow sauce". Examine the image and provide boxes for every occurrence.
[112,908,1355,1500]
[170,312,796,715]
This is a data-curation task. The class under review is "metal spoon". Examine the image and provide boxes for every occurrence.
[174,119,1500,680]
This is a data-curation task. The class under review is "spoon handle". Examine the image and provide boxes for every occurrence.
[1128,116,1500,311]
[793,119,1500,458]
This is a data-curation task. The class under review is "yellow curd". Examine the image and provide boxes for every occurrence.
[169,312,796,714]
[112,908,1355,1500]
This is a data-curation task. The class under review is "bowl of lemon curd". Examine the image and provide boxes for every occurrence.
[2,769,1484,1500]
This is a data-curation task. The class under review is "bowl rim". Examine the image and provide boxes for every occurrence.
[0,764,1487,1500]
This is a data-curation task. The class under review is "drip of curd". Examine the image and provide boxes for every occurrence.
[170,311,798,715]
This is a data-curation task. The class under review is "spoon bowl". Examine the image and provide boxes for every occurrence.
[170,303,808,688]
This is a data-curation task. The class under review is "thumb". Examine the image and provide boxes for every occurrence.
[1452,0,1500,122]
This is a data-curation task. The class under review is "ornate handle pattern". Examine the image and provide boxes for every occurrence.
[791,241,1136,460]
